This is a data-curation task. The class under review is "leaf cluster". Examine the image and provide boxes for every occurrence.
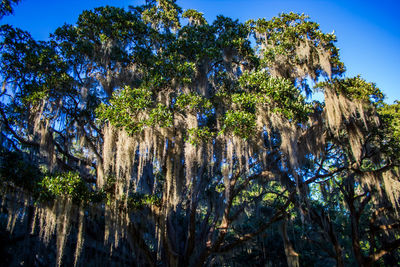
[38,171,90,203]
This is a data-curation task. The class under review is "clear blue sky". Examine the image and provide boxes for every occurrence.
[2,0,399,103]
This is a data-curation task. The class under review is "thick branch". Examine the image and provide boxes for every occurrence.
[0,105,39,148]
[217,191,295,253]
[304,166,346,185]
[367,238,400,264]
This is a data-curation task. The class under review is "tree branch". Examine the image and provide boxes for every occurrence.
[217,191,295,253]
[368,238,400,263]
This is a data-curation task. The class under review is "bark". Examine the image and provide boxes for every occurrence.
[279,218,299,267]
[348,195,366,266]
[366,238,400,265]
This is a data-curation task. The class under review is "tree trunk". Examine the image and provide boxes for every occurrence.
[279,219,299,267]
[349,201,366,266]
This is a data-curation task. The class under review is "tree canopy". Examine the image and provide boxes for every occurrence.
[0,0,21,19]
[0,1,399,266]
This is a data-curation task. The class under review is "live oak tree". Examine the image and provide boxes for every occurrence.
[0,1,399,266]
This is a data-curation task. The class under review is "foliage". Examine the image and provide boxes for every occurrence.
[0,0,21,19]
[318,75,384,105]
[0,149,41,190]
[222,110,256,139]
[186,127,214,145]
[38,171,89,202]
[238,70,312,121]
[379,101,400,142]
[182,9,207,26]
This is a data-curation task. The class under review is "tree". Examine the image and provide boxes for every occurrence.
[0,1,399,266]
[0,0,21,19]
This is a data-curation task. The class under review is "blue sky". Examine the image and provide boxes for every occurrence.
[2,0,399,103]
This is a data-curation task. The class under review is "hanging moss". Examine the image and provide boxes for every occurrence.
[1,2,399,266]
